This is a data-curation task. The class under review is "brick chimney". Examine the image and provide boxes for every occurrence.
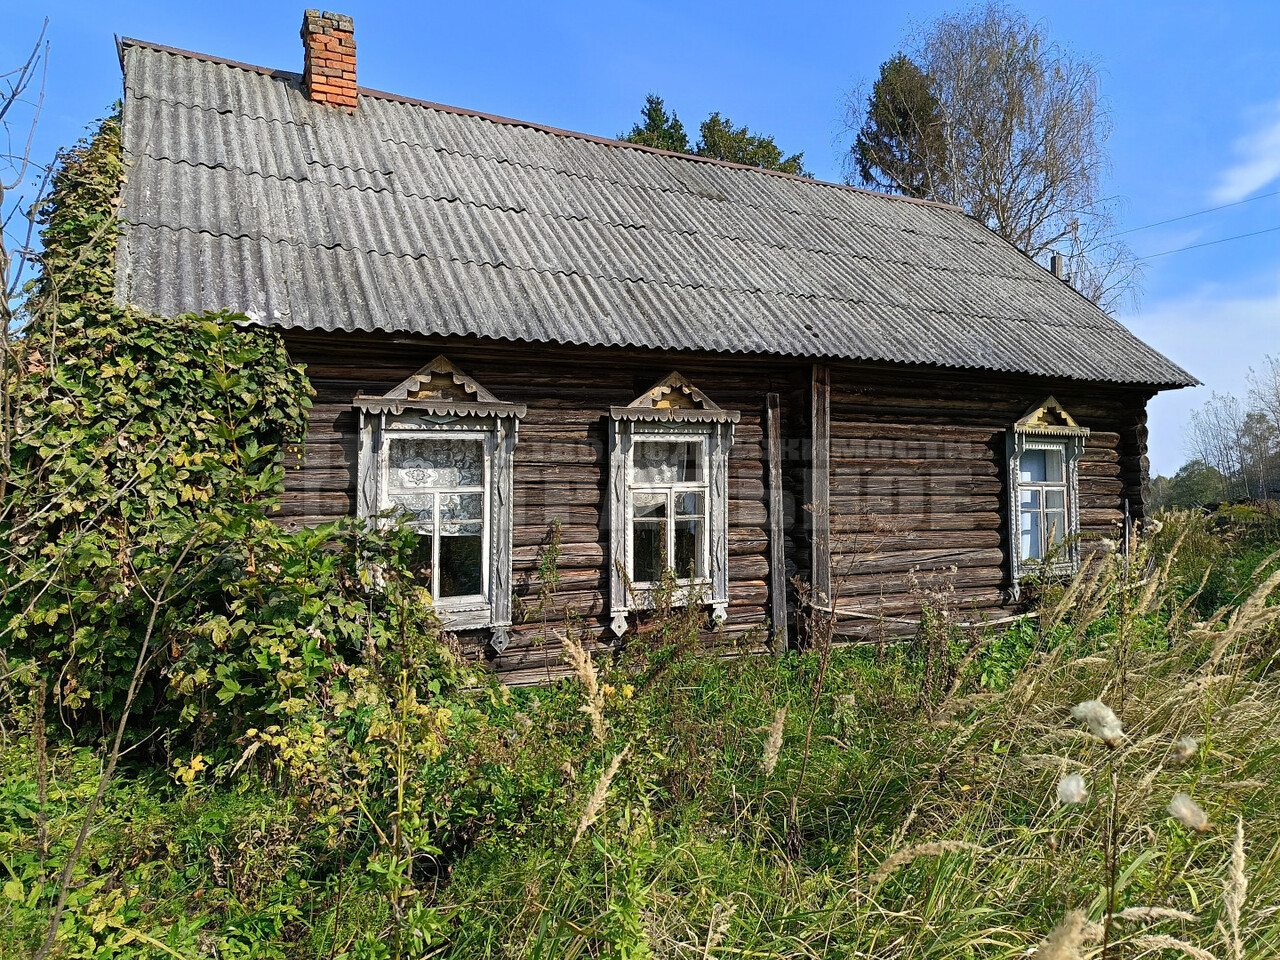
[301,10,356,110]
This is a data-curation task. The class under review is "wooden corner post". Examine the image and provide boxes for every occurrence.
[811,365,831,608]
[765,393,789,652]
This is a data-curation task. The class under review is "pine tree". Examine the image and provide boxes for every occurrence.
[620,94,689,153]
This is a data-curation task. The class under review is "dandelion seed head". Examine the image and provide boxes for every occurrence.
[1071,699,1124,746]
[1169,792,1211,832]
[1056,773,1088,805]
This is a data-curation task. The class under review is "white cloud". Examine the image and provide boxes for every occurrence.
[1211,99,1280,203]
[1121,287,1280,476]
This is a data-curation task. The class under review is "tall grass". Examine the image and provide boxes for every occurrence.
[2,509,1278,958]
[438,510,1280,958]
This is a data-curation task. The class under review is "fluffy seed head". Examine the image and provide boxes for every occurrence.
[1056,773,1088,805]
[1031,908,1089,959]
[1169,792,1211,832]
[574,746,628,845]
[1171,736,1199,765]
[761,708,786,776]
[1071,699,1124,746]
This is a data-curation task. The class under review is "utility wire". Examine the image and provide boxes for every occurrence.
[1111,189,1280,237]
[1135,224,1280,261]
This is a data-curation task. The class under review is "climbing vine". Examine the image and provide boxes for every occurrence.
[0,114,454,749]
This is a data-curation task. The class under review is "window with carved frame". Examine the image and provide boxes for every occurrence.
[354,357,524,651]
[1007,397,1088,586]
[608,373,737,637]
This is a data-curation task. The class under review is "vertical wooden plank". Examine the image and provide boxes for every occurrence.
[766,393,789,652]
[811,365,831,606]
[489,415,518,653]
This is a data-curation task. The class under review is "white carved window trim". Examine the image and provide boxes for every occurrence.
[1007,396,1089,587]
[608,373,738,637]
[354,357,525,651]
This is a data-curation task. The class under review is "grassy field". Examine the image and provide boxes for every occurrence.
[2,508,1279,959]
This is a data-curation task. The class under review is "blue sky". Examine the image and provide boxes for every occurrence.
[4,1,1278,475]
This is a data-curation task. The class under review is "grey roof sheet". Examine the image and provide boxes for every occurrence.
[115,40,1196,388]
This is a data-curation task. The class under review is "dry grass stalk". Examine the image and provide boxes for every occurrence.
[1032,908,1089,959]
[573,745,628,845]
[1204,563,1280,675]
[1115,906,1200,925]
[702,901,737,958]
[1130,934,1219,960]
[1221,817,1247,960]
[1139,525,1188,614]
[869,840,982,886]
[559,629,606,742]
[760,707,786,776]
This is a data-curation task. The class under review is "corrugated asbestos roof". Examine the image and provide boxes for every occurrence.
[114,39,1196,388]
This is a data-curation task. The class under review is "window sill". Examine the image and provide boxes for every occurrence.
[612,580,727,637]
[434,600,493,632]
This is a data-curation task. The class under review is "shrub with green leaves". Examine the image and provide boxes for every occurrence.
[0,114,463,753]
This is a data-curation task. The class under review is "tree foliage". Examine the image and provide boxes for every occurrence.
[853,53,946,199]
[695,112,809,177]
[621,95,810,176]
[1150,460,1229,510]
[847,3,1138,310]
[620,94,690,153]
[1182,358,1280,504]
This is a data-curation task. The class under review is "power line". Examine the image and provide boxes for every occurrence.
[1135,224,1280,261]
[1112,189,1280,237]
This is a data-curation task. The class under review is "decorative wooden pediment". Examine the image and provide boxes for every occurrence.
[611,371,740,423]
[1015,396,1089,437]
[354,356,525,418]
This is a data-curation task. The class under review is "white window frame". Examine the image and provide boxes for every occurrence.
[626,428,713,592]
[380,427,492,608]
[1007,397,1088,587]
[354,357,524,651]
[608,373,737,638]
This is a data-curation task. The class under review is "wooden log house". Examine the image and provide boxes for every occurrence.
[112,14,1195,683]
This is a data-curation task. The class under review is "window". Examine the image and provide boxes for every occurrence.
[1018,446,1067,561]
[387,435,487,600]
[630,437,709,584]
[1007,397,1088,585]
[608,373,738,637]
[355,357,524,650]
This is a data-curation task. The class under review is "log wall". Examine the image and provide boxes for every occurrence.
[825,362,1151,634]
[279,330,1154,677]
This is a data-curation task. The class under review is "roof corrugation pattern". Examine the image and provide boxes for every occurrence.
[115,40,1195,388]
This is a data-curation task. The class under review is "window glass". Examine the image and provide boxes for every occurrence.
[390,438,483,488]
[1022,510,1042,559]
[439,535,483,597]
[1046,511,1066,546]
[674,518,703,577]
[386,437,486,600]
[630,439,709,584]
[1018,443,1069,564]
[634,440,703,484]
[388,492,435,529]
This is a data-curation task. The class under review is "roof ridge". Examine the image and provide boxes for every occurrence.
[117,35,964,213]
